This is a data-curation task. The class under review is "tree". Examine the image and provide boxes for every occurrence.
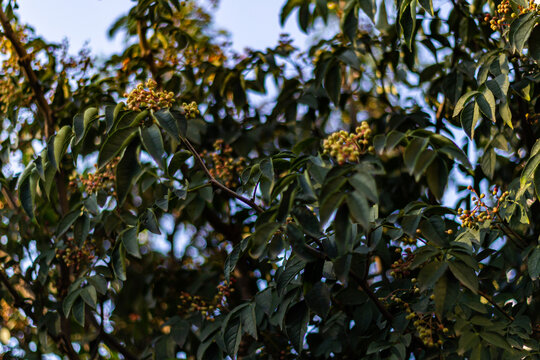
[0,0,538,358]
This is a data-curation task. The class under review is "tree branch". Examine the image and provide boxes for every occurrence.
[478,289,514,322]
[182,137,264,213]
[0,267,80,359]
[0,5,54,138]
[350,270,394,322]
[88,314,139,360]
[137,19,161,86]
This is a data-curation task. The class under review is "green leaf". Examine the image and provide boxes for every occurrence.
[481,147,496,179]
[72,299,85,326]
[142,208,161,235]
[404,137,429,173]
[140,124,165,168]
[528,246,540,280]
[153,108,184,140]
[112,242,127,281]
[412,149,437,181]
[73,113,84,143]
[53,125,73,169]
[347,191,370,230]
[80,285,97,309]
[324,62,341,105]
[240,303,258,340]
[521,152,540,187]
[476,89,496,123]
[277,255,306,296]
[418,261,448,291]
[426,158,448,200]
[399,0,417,50]
[292,206,323,238]
[418,0,434,15]
[460,100,481,140]
[98,126,138,169]
[334,204,353,256]
[17,162,36,218]
[73,213,90,246]
[453,91,479,118]
[449,261,478,293]
[285,301,309,353]
[358,0,376,19]
[434,275,448,317]
[480,332,512,351]
[222,316,242,356]
[509,12,537,53]
[341,0,359,41]
[115,143,141,206]
[62,288,81,317]
[250,222,280,259]
[87,276,107,295]
[225,238,248,282]
[305,281,331,318]
[56,209,82,238]
[120,226,140,258]
[528,23,540,61]
[500,101,513,129]
[349,172,378,202]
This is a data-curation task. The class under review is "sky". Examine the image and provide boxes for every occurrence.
[15,0,308,55]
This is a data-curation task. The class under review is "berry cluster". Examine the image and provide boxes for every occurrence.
[182,101,200,118]
[125,79,175,111]
[396,235,417,246]
[202,139,246,188]
[405,308,448,348]
[322,122,373,165]
[56,237,96,272]
[390,247,414,278]
[485,0,539,31]
[457,186,508,229]
[69,157,120,196]
[178,281,234,321]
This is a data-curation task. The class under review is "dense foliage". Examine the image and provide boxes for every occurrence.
[0,0,539,358]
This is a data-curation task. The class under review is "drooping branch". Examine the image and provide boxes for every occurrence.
[0,5,54,138]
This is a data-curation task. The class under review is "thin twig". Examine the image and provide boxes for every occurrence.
[350,270,394,322]
[478,289,514,322]
[182,137,264,213]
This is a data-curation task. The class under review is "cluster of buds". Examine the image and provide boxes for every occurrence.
[390,247,414,278]
[125,79,175,111]
[484,0,539,31]
[457,186,508,229]
[56,237,96,272]
[405,307,448,348]
[202,140,246,188]
[396,235,417,246]
[178,280,234,321]
[182,101,200,118]
[322,122,374,165]
[69,157,120,196]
